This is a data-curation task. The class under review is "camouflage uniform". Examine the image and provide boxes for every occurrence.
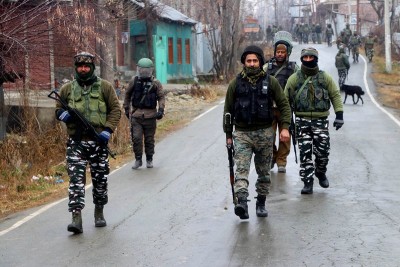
[325,25,334,47]
[56,53,121,215]
[223,45,291,206]
[335,47,350,88]
[284,47,343,194]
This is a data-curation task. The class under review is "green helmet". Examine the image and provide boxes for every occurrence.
[137,58,154,79]
[273,31,293,56]
[137,58,154,68]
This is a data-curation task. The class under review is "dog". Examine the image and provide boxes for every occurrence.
[341,84,365,105]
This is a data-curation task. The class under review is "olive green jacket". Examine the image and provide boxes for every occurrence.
[56,77,121,136]
[223,74,291,138]
[284,70,343,119]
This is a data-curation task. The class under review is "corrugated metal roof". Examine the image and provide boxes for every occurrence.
[131,0,197,25]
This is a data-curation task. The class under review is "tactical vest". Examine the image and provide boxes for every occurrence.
[131,77,157,109]
[344,28,352,36]
[365,38,374,45]
[234,75,274,125]
[349,36,360,46]
[70,78,107,127]
[326,28,333,36]
[335,54,346,69]
[294,70,331,112]
[266,61,296,89]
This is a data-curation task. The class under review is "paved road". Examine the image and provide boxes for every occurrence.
[1,43,400,266]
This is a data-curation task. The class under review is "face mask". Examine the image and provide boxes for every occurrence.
[301,58,318,68]
[244,66,262,76]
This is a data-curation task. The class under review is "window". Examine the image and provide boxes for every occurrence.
[185,39,190,64]
[177,38,182,64]
[168,37,173,64]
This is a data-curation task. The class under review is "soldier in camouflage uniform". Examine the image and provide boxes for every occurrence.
[325,24,334,47]
[364,32,376,62]
[263,31,298,173]
[56,52,121,233]
[335,46,350,88]
[284,47,344,194]
[223,45,291,219]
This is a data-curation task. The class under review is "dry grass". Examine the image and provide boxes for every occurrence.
[0,85,226,219]
[370,54,400,110]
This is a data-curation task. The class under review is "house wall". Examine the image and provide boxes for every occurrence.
[154,21,193,81]
[193,23,215,76]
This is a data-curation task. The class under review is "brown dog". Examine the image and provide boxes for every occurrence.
[341,84,365,105]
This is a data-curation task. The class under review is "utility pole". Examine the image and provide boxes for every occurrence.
[384,0,392,72]
[356,0,360,33]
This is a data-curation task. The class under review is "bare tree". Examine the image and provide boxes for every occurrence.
[369,0,384,24]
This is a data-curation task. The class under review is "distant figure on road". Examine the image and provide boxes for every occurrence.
[223,45,291,219]
[55,52,121,234]
[284,47,344,194]
[335,45,350,88]
[123,58,165,169]
[325,23,334,47]
[364,32,377,62]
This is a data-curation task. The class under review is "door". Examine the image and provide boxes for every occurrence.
[153,35,167,84]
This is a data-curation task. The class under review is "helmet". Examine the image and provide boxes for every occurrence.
[74,52,95,66]
[301,47,319,59]
[273,31,293,56]
[369,32,373,37]
[240,45,265,66]
[137,58,154,78]
[338,45,345,53]
[137,58,154,68]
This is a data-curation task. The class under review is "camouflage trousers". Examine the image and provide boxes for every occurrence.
[66,138,109,213]
[296,117,330,183]
[233,128,274,197]
[338,69,347,88]
[130,117,157,159]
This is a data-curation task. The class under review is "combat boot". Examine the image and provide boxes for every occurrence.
[234,194,249,220]
[94,205,107,227]
[132,157,142,169]
[255,195,268,217]
[146,155,153,168]
[315,171,329,188]
[301,179,314,194]
[67,211,83,234]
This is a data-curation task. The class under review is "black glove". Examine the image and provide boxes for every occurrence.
[156,108,164,120]
[333,112,344,130]
[125,108,130,119]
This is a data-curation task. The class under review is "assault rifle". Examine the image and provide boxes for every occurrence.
[289,110,298,164]
[48,90,116,159]
[225,113,236,205]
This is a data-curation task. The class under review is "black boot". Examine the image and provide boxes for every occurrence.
[301,179,314,194]
[67,211,83,234]
[315,171,329,188]
[94,205,107,227]
[234,195,249,220]
[255,195,268,217]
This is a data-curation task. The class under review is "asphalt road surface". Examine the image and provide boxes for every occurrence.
[1,43,400,267]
